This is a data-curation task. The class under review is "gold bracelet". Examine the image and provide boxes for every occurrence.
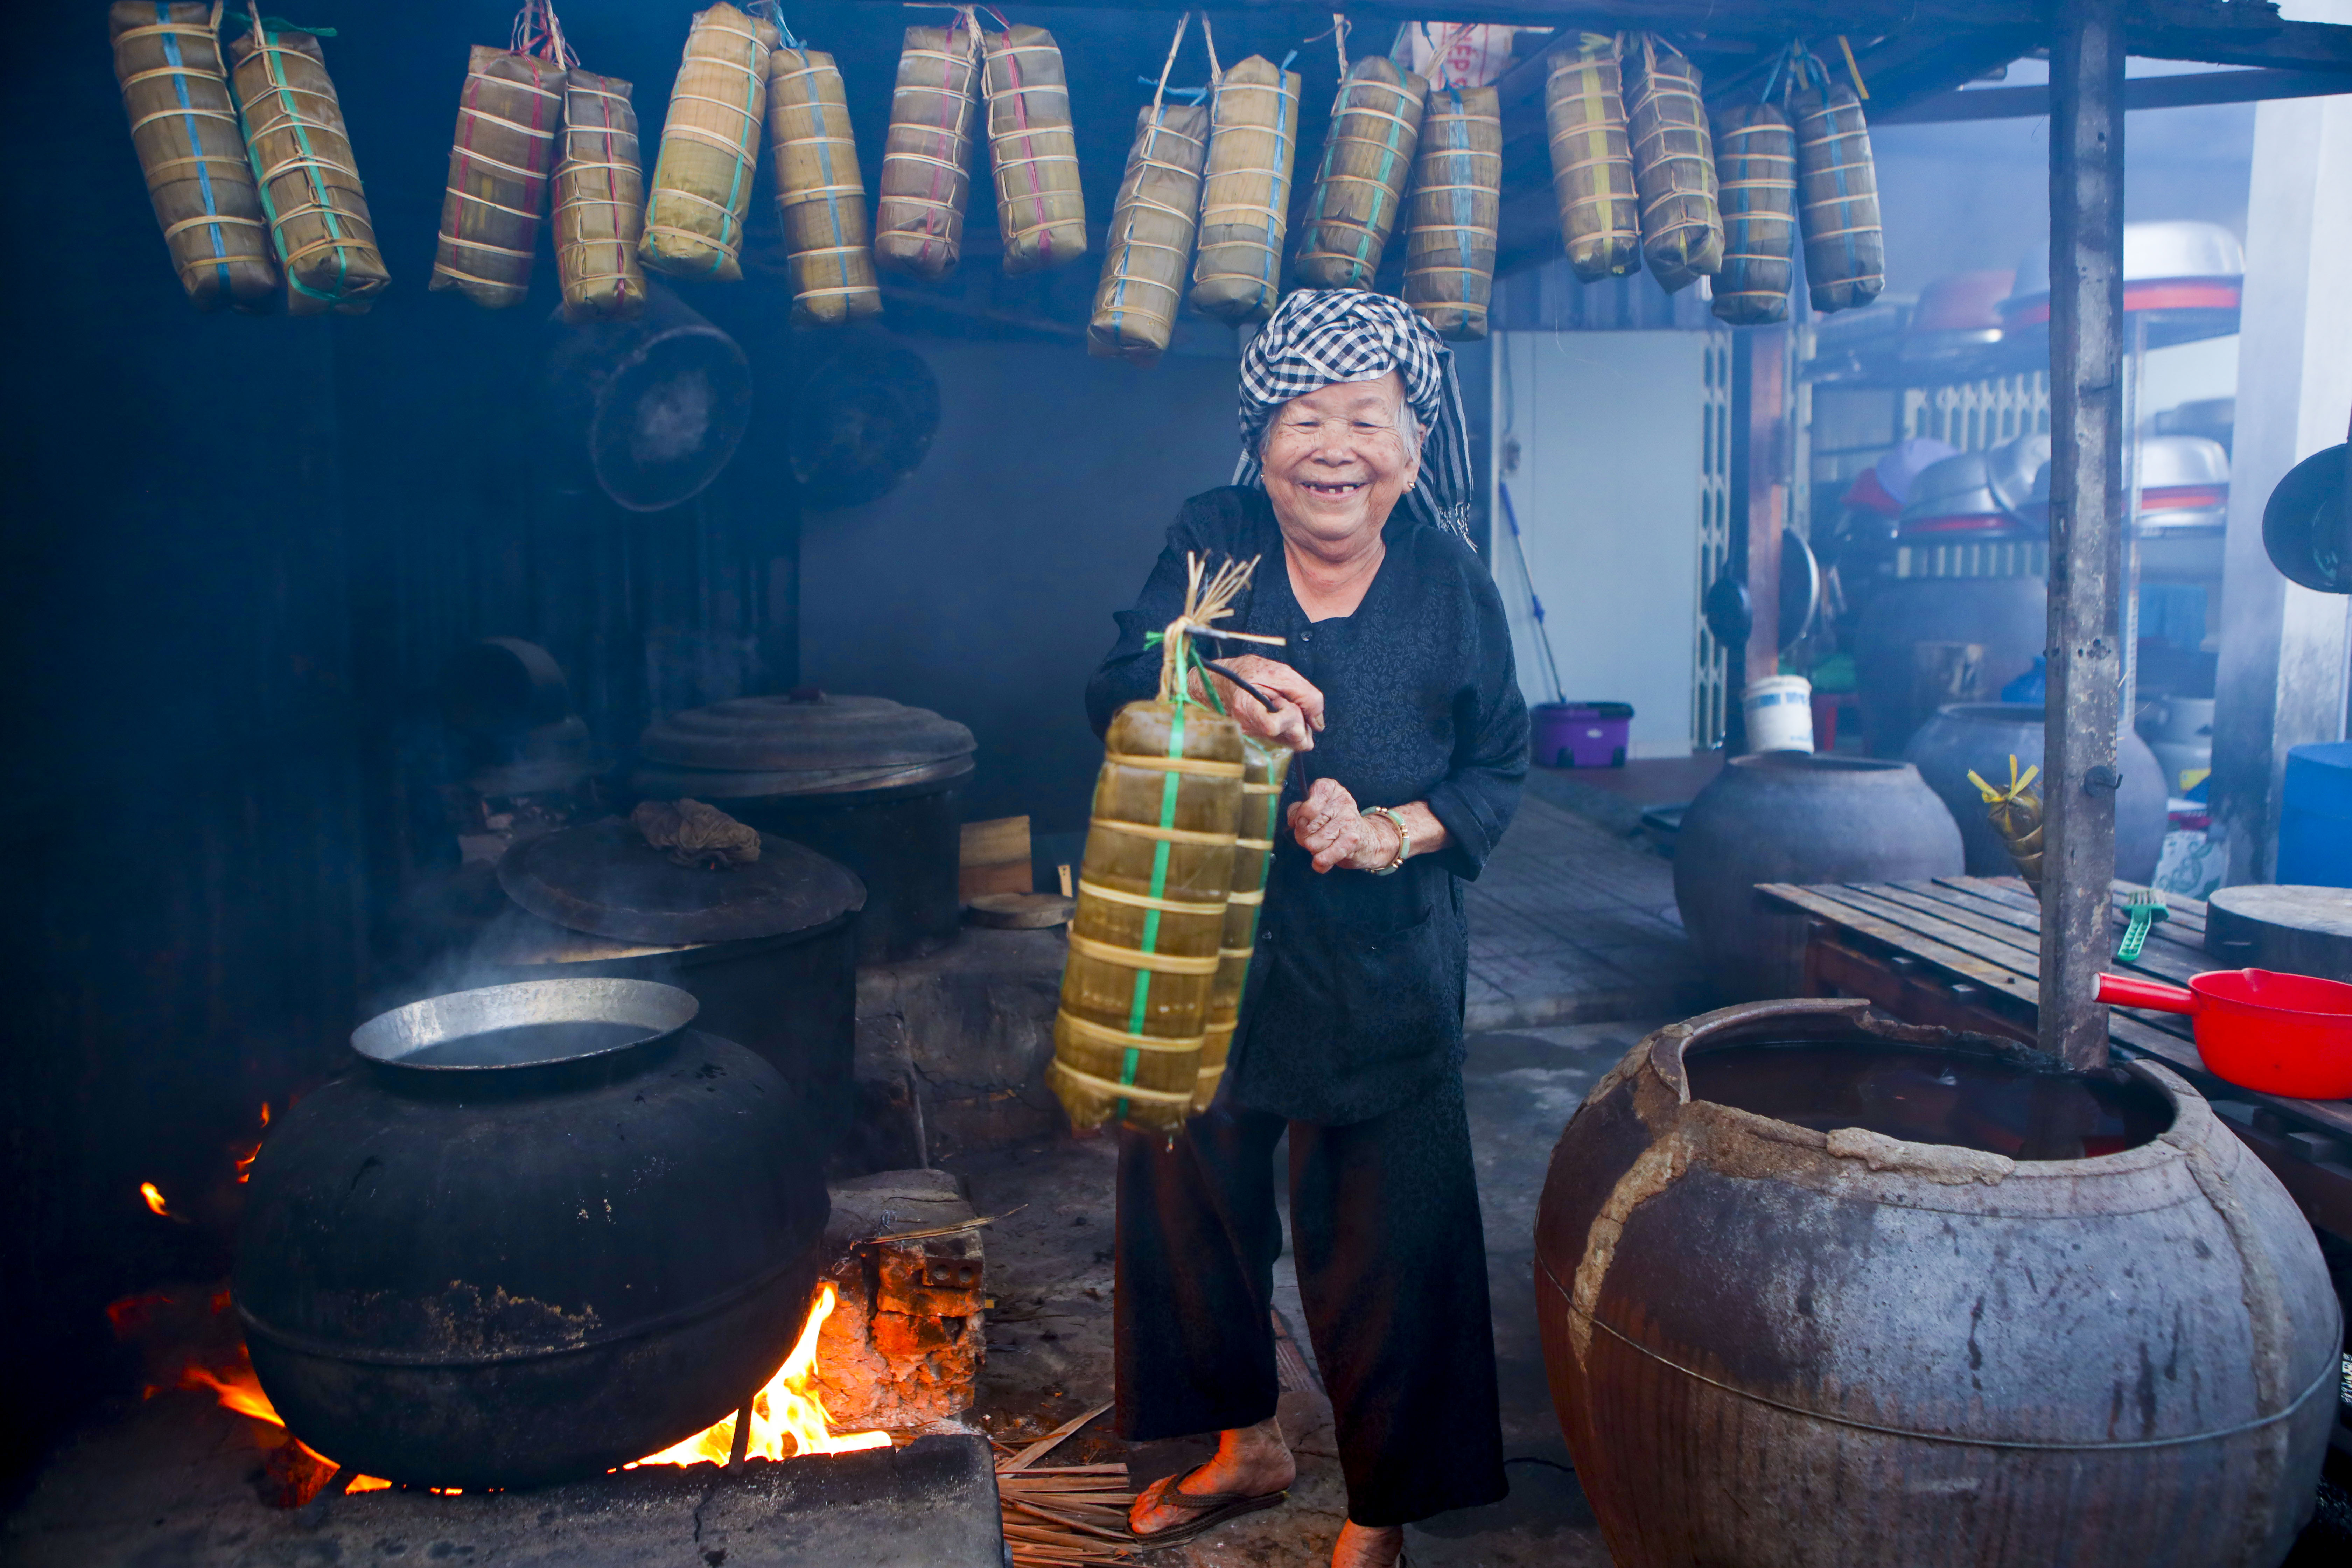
[1363,807,1410,876]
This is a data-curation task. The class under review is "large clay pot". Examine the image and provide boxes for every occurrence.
[1673,753,1963,998]
[1535,999,2338,1568]
[236,980,827,1488]
[1854,574,2047,756]
[1905,702,2169,883]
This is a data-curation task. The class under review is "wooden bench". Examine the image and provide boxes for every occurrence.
[1759,876,2352,1240]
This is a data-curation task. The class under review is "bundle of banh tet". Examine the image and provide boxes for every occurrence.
[1089,13,1210,363]
[429,1,574,309]
[1051,555,1286,1134]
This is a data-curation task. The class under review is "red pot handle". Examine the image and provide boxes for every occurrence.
[2096,972,2196,1014]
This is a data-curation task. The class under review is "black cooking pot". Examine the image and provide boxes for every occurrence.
[235,979,827,1488]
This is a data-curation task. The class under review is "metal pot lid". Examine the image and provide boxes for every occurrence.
[499,819,865,945]
[638,692,976,788]
[630,755,975,800]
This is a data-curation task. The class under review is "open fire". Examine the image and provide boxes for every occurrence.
[113,1279,888,1498]
[129,1084,889,1497]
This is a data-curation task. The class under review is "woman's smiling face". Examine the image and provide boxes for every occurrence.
[1260,373,1422,549]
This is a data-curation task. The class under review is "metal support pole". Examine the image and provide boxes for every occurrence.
[2042,0,2127,1070]
[1743,326,1791,689]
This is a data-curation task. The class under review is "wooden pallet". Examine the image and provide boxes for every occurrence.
[1759,876,2352,1238]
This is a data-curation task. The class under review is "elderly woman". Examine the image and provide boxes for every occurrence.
[1085,291,1528,1568]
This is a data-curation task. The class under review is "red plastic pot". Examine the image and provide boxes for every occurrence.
[2096,968,2352,1100]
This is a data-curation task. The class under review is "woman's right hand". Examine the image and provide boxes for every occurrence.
[1197,654,1325,752]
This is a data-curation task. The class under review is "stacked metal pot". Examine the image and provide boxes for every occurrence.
[630,692,977,964]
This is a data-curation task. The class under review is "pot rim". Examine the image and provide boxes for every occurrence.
[351,978,700,1072]
[1644,997,2202,1182]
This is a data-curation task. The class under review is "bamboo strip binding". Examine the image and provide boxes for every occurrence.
[1197,738,1291,1111]
[1792,70,1885,313]
[1188,54,1300,324]
[1542,40,1638,284]
[1293,55,1427,289]
[431,45,567,309]
[553,70,646,322]
[1090,15,1209,365]
[875,20,981,281]
[1624,34,1721,295]
[110,2,278,312]
[766,47,881,325]
[229,11,388,315]
[1402,85,1499,341]
[1051,555,1261,1133]
[640,2,779,282]
[1709,103,1795,326]
[983,26,1087,276]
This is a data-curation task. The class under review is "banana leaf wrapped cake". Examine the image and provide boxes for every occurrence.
[1052,556,1265,1134]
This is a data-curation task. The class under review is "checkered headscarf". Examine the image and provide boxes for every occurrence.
[1233,289,1476,542]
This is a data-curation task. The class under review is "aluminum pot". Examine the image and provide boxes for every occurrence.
[1535,998,2338,1568]
[2005,220,2246,326]
[236,980,829,1487]
[2137,434,2230,534]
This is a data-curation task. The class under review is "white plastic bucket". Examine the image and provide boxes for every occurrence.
[1743,675,1816,754]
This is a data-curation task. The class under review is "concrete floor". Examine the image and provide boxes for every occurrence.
[947,1018,1659,1567]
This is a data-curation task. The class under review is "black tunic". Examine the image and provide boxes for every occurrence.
[1085,486,1528,1125]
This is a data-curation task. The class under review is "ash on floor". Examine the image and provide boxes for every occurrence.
[944,1019,1654,1566]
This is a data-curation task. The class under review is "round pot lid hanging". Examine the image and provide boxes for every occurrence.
[633,692,976,798]
[786,340,942,510]
[498,820,865,946]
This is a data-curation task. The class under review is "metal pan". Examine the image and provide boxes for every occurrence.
[352,978,700,1072]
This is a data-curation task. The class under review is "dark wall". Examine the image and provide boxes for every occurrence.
[799,340,1241,834]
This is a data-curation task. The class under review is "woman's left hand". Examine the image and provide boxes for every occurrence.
[1287,778,1400,874]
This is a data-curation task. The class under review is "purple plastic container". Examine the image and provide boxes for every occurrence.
[1532,702,1634,769]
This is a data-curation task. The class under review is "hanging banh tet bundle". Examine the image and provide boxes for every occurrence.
[983,24,1087,275]
[1623,33,1721,295]
[766,41,880,324]
[229,10,388,314]
[1791,50,1885,313]
[1089,14,1209,364]
[1292,33,1427,289]
[1051,556,1267,1134]
[552,69,646,322]
[429,4,573,309]
[1188,50,1301,323]
[1196,736,1291,1111]
[639,2,780,281]
[1542,38,1638,283]
[1402,85,1500,340]
[110,2,277,311]
[874,18,981,280]
[1709,101,1795,326]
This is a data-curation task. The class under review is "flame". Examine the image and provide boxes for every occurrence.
[634,1282,889,1466]
[139,1181,175,1218]
[236,1102,270,1183]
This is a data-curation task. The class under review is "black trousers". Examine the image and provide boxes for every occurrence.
[1114,1071,1508,1528]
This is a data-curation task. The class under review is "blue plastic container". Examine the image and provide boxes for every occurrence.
[2280,742,2352,888]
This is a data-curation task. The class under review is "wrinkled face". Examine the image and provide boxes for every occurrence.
[1260,373,1421,547]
